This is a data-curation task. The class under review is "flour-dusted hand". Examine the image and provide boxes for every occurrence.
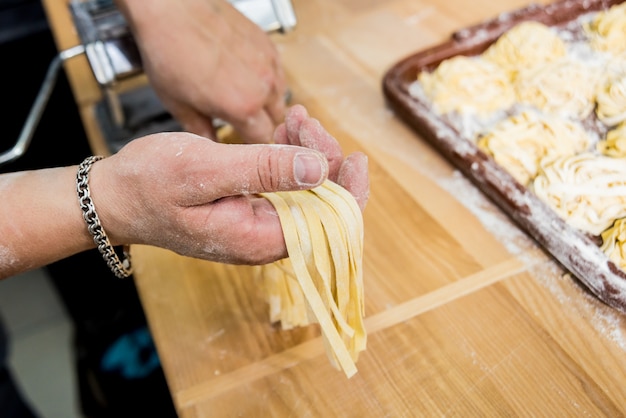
[92,106,368,264]
[0,106,369,279]
[90,137,325,265]
[115,0,288,143]
[273,105,370,210]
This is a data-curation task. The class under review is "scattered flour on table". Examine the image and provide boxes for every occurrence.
[396,7,626,349]
[437,171,536,255]
[404,7,436,26]
[423,169,626,349]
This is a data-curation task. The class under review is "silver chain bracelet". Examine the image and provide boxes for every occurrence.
[76,156,132,279]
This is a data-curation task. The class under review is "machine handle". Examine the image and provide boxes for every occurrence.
[0,44,86,166]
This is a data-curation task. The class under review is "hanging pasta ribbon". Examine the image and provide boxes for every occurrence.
[259,180,366,378]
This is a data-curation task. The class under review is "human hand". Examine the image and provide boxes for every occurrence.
[115,0,287,144]
[90,105,368,265]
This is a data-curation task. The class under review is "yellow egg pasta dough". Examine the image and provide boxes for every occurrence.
[601,218,626,271]
[406,3,626,294]
[417,55,515,116]
[515,58,600,120]
[259,180,366,378]
[532,153,626,236]
[597,122,626,157]
[596,71,626,126]
[483,21,567,80]
[401,1,626,310]
[477,110,591,186]
[584,2,626,55]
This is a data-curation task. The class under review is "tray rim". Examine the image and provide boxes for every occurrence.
[382,0,626,314]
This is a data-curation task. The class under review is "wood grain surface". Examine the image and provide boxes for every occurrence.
[41,0,626,416]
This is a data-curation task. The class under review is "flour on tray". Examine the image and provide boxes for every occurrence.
[403,3,626,339]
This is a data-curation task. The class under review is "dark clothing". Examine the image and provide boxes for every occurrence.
[48,254,177,418]
[0,315,37,418]
[1,14,176,418]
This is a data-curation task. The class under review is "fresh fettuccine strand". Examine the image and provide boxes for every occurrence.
[417,55,515,116]
[514,57,600,120]
[596,72,626,126]
[483,21,566,80]
[584,2,626,55]
[597,122,626,157]
[601,218,626,271]
[477,110,591,186]
[259,180,366,378]
[532,152,626,236]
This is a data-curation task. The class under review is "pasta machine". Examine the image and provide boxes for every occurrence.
[1,0,296,164]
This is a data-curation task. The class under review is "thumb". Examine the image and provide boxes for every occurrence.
[215,143,329,195]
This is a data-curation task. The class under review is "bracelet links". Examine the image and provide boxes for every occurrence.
[76,155,132,279]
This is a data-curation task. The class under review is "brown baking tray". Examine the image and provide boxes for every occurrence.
[382,0,626,314]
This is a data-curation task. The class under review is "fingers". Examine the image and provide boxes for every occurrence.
[103,126,367,266]
[200,151,369,265]
[284,104,308,143]
[185,195,288,264]
[213,143,329,196]
[337,152,370,211]
[273,105,369,208]
[272,123,288,144]
[275,105,343,179]
[298,118,344,181]
[215,28,287,144]
[174,107,218,140]
[264,65,288,126]
[216,67,287,144]
[169,95,282,144]
[231,110,276,144]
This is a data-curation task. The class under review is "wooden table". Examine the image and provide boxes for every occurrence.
[42,0,626,416]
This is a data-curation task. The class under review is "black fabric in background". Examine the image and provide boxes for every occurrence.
[0,30,91,171]
[0,17,177,418]
[0,15,136,332]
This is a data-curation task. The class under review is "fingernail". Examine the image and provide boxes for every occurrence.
[294,152,326,186]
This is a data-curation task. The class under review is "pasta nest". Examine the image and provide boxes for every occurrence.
[601,217,626,271]
[597,122,626,157]
[477,110,591,186]
[532,152,626,236]
[418,55,515,116]
[515,57,601,120]
[483,21,567,81]
[584,2,626,55]
[596,71,626,126]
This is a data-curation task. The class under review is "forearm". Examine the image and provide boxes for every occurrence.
[114,0,222,35]
[0,110,367,277]
[0,166,95,279]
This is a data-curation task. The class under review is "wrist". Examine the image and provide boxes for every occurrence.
[76,156,132,278]
[85,156,128,247]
